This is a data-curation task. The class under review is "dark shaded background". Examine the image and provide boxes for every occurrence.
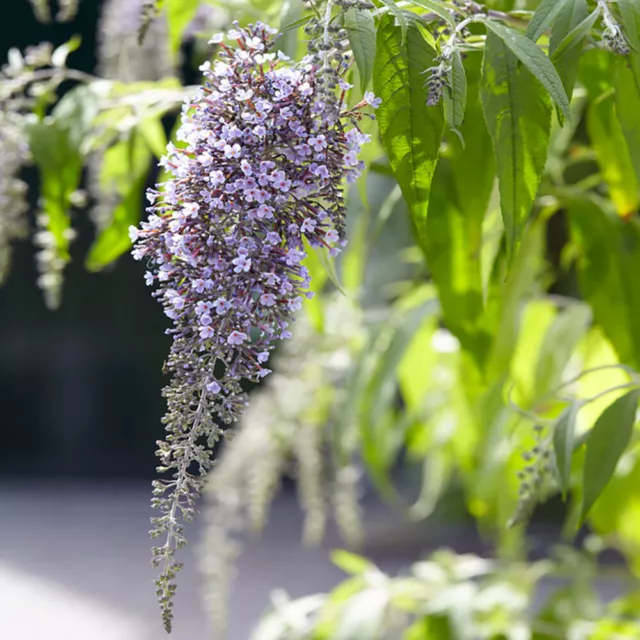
[0,0,171,478]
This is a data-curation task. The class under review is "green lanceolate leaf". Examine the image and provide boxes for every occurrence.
[483,19,570,119]
[550,0,593,99]
[344,8,377,92]
[526,0,567,42]
[535,303,592,398]
[581,389,640,523]
[165,0,199,57]
[568,195,640,369]
[480,31,552,258]
[613,53,640,184]
[426,52,494,361]
[619,0,640,52]
[406,0,455,26]
[378,0,408,42]
[443,48,467,130]
[330,550,373,575]
[27,85,100,305]
[553,403,579,499]
[86,128,154,271]
[374,16,444,243]
[587,91,639,218]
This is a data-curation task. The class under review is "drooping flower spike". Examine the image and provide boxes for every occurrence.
[130,19,375,632]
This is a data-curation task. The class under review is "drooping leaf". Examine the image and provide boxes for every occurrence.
[619,0,640,52]
[360,299,439,492]
[613,53,640,184]
[138,114,168,159]
[374,16,444,243]
[568,195,640,369]
[330,550,373,576]
[443,49,467,130]
[406,0,456,26]
[165,0,199,58]
[480,31,552,257]
[553,403,579,498]
[586,91,639,218]
[86,128,153,270]
[427,52,495,362]
[550,0,594,98]
[344,8,377,92]
[378,0,408,42]
[581,389,640,522]
[526,0,567,42]
[483,19,570,119]
[27,86,100,297]
[276,0,303,59]
[534,302,592,398]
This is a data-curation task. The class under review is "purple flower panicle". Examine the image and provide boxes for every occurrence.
[132,20,374,632]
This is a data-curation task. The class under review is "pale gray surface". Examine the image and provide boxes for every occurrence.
[0,482,621,640]
[0,481,439,640]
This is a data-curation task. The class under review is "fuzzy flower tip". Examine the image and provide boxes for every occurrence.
[131,20,373,632]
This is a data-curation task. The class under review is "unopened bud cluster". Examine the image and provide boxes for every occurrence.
[131,18,375,631]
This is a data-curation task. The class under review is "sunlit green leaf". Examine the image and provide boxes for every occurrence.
[27,85,100,298]
[534,303,592,398]
[330,550,373,575]
[378,0,408,42]
[526,0,567,42]
[553,403,579,499]
[581,389,640,522]
[406,0,455,26]
[165,0,199,57]
[550,0,594,99]
[587,92,639,218]
[619,0,640,52]
[374,16,444,243]
[427,52,494,362]
[443,49,466,130]
[568,195,640,369]
[613,53,640,185]
[480,31,552,258]
[86,128,153,270]
[344,8,376,92]
[483,19,570,119]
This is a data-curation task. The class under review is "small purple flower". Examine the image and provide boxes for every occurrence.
[224,144,242,159]
[200,325,214,339]
[364,91,382,108]
[260,293,277,307]
[232,255,252,273]
[213,298,231,314]
[266,231,281,245]
[206,380,221,394]
[200,314,213,326]
[227,330,248,345]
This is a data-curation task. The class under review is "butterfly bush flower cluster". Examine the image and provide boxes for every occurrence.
[130,18,375,632]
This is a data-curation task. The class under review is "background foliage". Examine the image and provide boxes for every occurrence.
[7,0,640,637]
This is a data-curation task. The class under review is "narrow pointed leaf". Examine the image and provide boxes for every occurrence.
[613,53,640,184]
[374,16,444,242]
[619,0,640,52]
[426,52,494,360]
[480,31,552,257]
[378,0,408,42]
[568,195,640,369]
[581,389,640,523]
[526,0,567,42]
[165,0,200,57]
[553,403,579,498]
[587,92,639,218]
[483,19,570,119]
[344,8,377,92]
[443,49,467,130]
[407,0,455,26]
[550,0,594,98]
